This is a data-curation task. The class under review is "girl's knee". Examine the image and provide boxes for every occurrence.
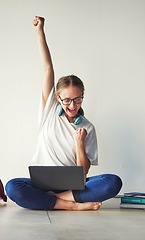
[5,178,28,201]
[113,175,122,190]
[108,174,123,196]
[5,178,19,199]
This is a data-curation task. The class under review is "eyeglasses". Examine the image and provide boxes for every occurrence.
[59,96,83,105]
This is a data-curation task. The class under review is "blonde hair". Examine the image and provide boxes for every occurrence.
[55,75,85,96]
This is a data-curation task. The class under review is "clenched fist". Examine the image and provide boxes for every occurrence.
[74,128,87,143]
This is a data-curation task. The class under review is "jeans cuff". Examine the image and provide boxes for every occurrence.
[48,195,57,210]
[72,190,83,203]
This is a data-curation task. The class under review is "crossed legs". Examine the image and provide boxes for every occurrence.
[5,174,122,211]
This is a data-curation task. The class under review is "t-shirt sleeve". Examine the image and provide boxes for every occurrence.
[38,87,57,130]
[85,125,98,165]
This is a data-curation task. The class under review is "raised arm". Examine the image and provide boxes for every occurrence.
[33,16,54,110]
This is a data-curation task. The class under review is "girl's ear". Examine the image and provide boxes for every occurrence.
[55,93,60,101]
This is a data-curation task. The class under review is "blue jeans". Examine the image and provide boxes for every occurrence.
[5,174,122,210]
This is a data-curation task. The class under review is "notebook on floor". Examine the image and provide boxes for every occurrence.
[29,166,85,191]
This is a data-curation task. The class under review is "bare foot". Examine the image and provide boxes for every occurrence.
[75,202,102,211]
[55,190,74,201]
[54,198,102,211]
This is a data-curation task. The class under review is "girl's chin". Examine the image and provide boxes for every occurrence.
[65,111,78,118]
[67,114,77,119]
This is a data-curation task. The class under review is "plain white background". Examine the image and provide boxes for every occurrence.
[0,0,145,194]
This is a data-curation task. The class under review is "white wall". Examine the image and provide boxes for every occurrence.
[0,0,145,194]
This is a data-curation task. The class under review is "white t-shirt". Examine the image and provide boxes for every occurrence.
[32,87,98,166]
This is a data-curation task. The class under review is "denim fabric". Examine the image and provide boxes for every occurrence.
[5,178,57,210]
[72,174,122,203]
[5,174,122,210]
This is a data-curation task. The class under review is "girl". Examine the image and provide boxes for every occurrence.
[5,16,122,211]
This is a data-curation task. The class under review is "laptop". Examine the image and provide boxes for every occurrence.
[29,166,85,191]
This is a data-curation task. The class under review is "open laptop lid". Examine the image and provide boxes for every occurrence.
[29,166,85,191]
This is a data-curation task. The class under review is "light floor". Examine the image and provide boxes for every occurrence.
[1,198,145,240]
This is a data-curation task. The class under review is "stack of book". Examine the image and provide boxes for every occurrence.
[120,192,145,209]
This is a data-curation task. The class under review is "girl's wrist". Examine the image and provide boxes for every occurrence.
[37,28,45,37]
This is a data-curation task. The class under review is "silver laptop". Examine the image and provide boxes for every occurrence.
[29,166,85,191]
